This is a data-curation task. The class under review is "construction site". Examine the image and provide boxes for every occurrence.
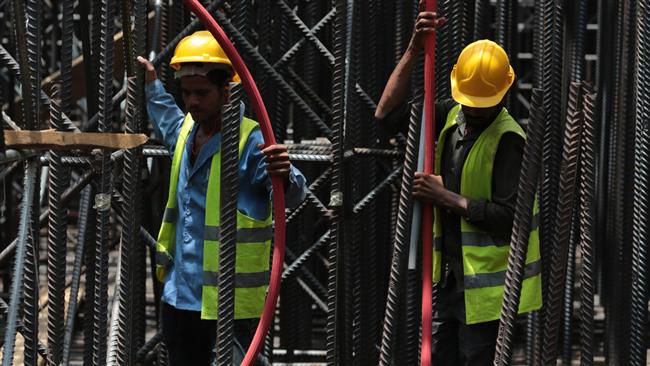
[0,0,645,365]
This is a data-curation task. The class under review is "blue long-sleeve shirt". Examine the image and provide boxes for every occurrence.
[145,79,307,312]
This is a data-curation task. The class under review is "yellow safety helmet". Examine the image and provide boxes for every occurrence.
[450,40,515,108]
[170,30,240,82]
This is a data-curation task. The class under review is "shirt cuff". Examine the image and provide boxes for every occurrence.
[283,165,308,208]
[466,199,487,223]
[145,79,165,99]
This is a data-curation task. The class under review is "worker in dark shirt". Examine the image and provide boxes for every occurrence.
[375,3,542,365]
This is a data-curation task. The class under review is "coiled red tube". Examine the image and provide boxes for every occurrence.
[420,0,437,365]
[183,1,286,364]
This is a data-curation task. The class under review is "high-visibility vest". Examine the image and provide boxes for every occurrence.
[433,105,542,324]
[156,114,273,320]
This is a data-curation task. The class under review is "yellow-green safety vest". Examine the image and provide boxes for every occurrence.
[433,105,542,324]
[156,114,273,320]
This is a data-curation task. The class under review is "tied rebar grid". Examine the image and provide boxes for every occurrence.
[493,88,545,366]
[215,83,241,366]
[541,82,585,366]
[630,2,650,364]
[578,83,597,366]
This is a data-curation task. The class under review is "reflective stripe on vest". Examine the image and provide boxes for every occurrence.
[156,114,273,320]
[433,105,542,324]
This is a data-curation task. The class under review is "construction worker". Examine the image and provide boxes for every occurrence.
[137,31,307,365]
[374,4,542,365]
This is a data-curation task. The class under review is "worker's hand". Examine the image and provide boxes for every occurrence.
[408,0,447,53]
[137,56,157,85]
[259,144,291,182]
[412,172,447,205]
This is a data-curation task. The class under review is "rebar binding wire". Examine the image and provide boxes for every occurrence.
[92,0,115,363]
[46,86,69,366]
[578,83,597,366]
[214,83,241,366]
[541,82,585,366]
[325,0,348,364]
[1,160,37,366]
[493,88,544,366]
[630,3,650,363]
[378,101,423,366]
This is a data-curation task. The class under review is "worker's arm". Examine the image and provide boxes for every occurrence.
[374,4,446,120]
[243,129,308,209]
[412,133,524,239]
[465,133,524,237]
[138,56,184,153]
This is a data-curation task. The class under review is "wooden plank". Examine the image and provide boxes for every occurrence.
[4,130,148,150]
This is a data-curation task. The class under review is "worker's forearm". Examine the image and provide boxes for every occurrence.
[438,189,470,218]
[375,45,420,119]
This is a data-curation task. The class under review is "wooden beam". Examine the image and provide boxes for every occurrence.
[4,130,148,150]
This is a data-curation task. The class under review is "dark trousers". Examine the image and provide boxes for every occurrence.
[162,302,256,366]
[432,275,500,366]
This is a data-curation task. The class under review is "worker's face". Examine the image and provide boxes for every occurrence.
[461,104,502,126]
[180,75,229,125]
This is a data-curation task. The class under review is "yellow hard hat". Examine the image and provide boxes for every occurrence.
[450,40,515,108]
[170,30,239,82]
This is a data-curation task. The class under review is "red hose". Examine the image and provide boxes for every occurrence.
[182,1,286,364]
[420,0,437,365]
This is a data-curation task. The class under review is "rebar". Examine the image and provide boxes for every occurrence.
[541,82,585,366]
[578,83,597,366]
[630,3,650,363]
[325,0,348,364]
[494,88,545,365]
[92,0,114,363]
[46,86,69,366]
[2,159,37,366]
[378,101,422,366]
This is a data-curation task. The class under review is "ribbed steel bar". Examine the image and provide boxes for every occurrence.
[378,100,423,366]
[0,297,49,359]
[493,88,545,365]
[1,159,37,366]
[435,0,462,100]
[273,7,337,69]
[23,167,41,366]
[275,0,334,65]
[213,11,332,139]
[214,83,241,366]
[630,2,650,363]
[474,0,491,40]
[578,84,597,366]
[561,225,578,366]
[46,86,69,366]
[92,0,115,362]
[62,186,93,366]
[283,230,330,280]
[541,82,585,366]
[570,0,589,82]
[325,0,348,363]
[352,166,403,214]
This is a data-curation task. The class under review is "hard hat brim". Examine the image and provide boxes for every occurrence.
[169,56,233,71]
[450,66,515,108]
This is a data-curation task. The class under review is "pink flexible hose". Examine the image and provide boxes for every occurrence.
[183,1,286,364]
[420,0,437,365]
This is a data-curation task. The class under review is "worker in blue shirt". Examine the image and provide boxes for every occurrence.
[137,30,307,365]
